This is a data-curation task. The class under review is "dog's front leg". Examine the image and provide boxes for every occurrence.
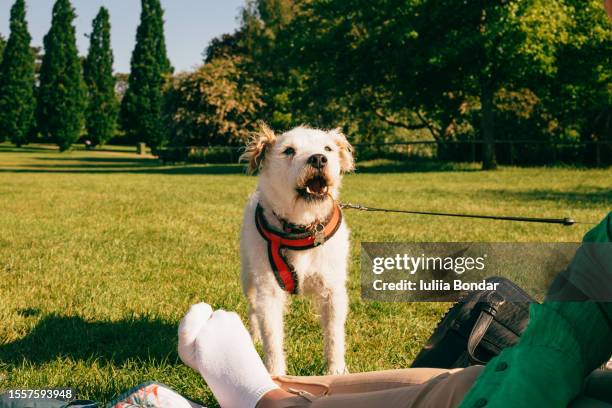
[256,292,287,376]
[245,287,262,343]
[318,288,348,375]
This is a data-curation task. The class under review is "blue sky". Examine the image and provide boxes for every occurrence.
[0,0,245,73]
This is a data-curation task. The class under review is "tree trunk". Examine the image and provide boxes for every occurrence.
[436,140,444,160]
[480,81,497,170]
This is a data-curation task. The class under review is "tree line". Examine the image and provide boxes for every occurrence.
[192,0,609,168]
[168,0,611,168]
[0,0,169,152]
[0,0,610,168]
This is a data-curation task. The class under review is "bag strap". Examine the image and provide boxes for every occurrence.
[467,292,506,364]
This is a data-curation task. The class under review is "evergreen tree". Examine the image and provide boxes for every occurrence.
[120,0,173,150]
[84,7,117,147]
[0,0,36,147]
[37,0,86,151]
[0,35,5,65]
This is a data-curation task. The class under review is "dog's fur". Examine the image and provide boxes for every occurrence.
[240,124,354,376]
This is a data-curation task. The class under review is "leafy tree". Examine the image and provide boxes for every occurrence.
[0,0,36,147]
[548,0,611,163]
[430,1,570,169]
[204,31,245,63]
[120,0,172,151]
[239,0,302,130]
[84,7,117,147]
[165,56,264,146]
[287,0,578,169]
[36,0,87,151]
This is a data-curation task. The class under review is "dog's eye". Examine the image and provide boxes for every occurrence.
[324,146,332,152]
[282,147,296,156]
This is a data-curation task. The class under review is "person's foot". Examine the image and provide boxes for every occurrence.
[178,303,279,408]
[178,302,213,370]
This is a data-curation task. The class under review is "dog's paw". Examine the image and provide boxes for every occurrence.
[326,364,349,375]
[267,367,287,377]
[249,327,262,344]
[265,358,287,377]
[178,302,213,370]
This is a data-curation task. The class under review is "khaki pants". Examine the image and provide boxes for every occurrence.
[273,367,612,408]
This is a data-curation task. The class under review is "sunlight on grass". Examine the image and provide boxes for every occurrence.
[0,144,610,405]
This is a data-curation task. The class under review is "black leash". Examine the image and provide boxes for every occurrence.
[339,202,595,226]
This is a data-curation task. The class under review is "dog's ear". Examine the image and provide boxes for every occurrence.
[330,128,355,173]
[240,123,277,174]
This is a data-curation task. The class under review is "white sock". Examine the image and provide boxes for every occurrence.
[178,303,280,408]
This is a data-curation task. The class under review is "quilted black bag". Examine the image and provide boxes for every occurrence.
[411,276,535,369]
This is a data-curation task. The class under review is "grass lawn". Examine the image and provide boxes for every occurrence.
[0,143,610,406]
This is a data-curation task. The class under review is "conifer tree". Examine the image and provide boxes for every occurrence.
[84,7,117,147]
[0,0,36,146]
[0,35,5,65]
[120,0,173,150]
[37,0,86,151]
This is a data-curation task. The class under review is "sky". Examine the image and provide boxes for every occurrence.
[0,0,245,73]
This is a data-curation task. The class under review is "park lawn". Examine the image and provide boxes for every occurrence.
[0,143,610,406]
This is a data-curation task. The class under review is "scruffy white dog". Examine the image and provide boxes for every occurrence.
[239,124,354,376]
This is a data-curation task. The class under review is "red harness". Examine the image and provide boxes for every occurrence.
[255,203,343,294]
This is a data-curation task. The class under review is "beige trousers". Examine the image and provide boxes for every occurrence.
[273,367,612,408]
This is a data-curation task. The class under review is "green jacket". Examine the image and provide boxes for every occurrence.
[459,212,612,408]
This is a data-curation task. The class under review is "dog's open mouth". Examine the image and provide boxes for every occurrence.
[297,175,329,199]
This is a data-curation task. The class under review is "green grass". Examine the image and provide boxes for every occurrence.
[0,143,610,406]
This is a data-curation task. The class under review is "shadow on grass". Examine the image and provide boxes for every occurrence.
[25,163,162,170]
[89,146,146,154]
[0,164,246,175]
[0,145,57,153]
[356,160,480,173]
[0,313,178,365]
[2,154,480,175]
[0,145,144,154]
[36,157,158,164]
[483,187,612,207]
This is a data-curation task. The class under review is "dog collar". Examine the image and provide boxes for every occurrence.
[255,202,342,294]
[273,210,336,234]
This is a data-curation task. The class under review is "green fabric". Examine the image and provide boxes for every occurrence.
[459,212,612,408]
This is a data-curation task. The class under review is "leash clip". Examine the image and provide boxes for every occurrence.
[313,223,325,246]
[340,202,368,211]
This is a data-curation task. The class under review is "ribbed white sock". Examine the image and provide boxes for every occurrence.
[178,303,279,408]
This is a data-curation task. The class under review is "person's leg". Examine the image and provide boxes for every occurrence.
[273,367,462,396]
[178,302,484,408]
[178,303,280,408]
[261,366,483,408]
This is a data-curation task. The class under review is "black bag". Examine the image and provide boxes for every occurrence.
[411,276,535,369]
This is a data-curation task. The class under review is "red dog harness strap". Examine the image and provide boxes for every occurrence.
[255,203,342,294]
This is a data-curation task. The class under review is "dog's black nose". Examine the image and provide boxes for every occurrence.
[307,154,328,169]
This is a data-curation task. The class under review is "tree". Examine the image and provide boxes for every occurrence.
[548,0,612,164]
[283,0,576,169]
[120,0,173,151]
[165,56,264,146]
[204,31,245,63]
[36,0,86,151]
[0,0,36,147]
[0,35,6,65]
[84,7,117,147]
[239,0,302,130]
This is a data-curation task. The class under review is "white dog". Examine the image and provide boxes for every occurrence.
[239,124,354,376]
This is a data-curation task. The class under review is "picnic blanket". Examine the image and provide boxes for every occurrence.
[0,382,205,408]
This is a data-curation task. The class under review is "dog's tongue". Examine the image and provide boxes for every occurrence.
[307,177,326,194]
